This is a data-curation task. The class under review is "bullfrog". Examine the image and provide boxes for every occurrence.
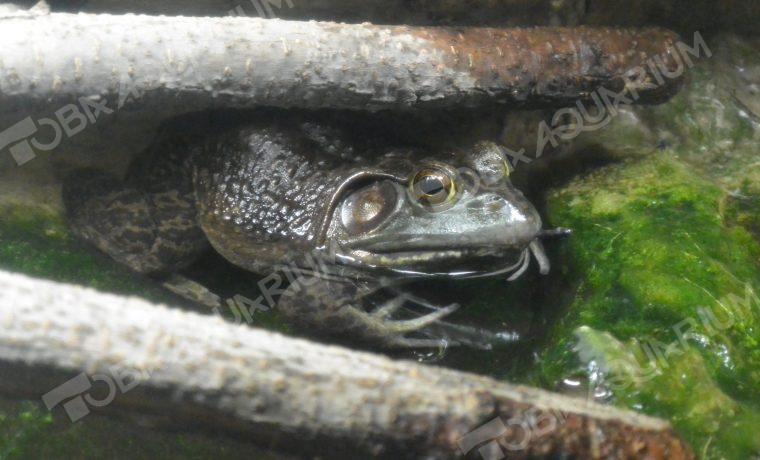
[63,110,565,348]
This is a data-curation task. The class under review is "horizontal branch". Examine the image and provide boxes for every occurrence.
[0,269,692,458]
[33,0,760,34]
[47,0,585,27]
[0,11,684,115]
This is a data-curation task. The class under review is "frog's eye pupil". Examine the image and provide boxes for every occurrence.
[420,176,444,196]
[411,168,456,206]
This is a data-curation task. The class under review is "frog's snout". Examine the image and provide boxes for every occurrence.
[464,189,544,249]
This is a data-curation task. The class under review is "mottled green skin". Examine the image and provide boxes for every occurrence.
[64,112,369,275]
[62,111,545,347]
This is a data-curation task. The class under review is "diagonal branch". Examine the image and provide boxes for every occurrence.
[0,269,692,459]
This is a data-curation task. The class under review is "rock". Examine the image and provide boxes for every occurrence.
[532,34,760,459]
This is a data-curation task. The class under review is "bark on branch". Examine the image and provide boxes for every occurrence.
[50,0,760,34]
[0,269,692,459]
[0,11,683,115]
[47,0,586,27]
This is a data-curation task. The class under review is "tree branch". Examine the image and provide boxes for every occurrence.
[0,269,692,458]
[0,12,683,115]
[47,0,586,27]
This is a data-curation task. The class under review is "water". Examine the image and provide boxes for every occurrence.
[0,3,758,459]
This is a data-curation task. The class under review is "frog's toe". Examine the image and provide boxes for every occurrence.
[371,296,502,350]
[279,277,486,349]
[384,336,449,348]
[365,298,461,348]
[380,302,459,333]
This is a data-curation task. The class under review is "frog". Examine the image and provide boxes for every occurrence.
[63,110,567,348]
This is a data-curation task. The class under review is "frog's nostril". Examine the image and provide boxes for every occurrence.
[487,201,505,213]
[467,194,502,207]
[466,200,483,210]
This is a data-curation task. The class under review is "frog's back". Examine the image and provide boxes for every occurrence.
[191,118,361,272]
[65,109,404,275]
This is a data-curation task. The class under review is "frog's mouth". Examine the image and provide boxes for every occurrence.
[314,170,570,282]
[327,234,562,282]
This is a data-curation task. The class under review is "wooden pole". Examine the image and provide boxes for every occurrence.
[0,11,684,115]
[0,269,692,458]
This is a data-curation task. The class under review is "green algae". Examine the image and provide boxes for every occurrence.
[511,35,760,458]
[527,37,760,459]
[0,400,277,460]
[536,153,760,459]
[0,205,176,304]
[0,402,52,459]
[574,327,760,460]
[723,181,760,244]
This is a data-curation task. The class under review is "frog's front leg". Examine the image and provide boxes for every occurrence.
[277,275,458,348]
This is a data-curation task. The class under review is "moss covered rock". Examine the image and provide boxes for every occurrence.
[530,33,760,459]
[537,154,759,459]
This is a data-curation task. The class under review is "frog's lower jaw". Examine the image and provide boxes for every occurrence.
[329,226,572,282]
[328,243,542,282]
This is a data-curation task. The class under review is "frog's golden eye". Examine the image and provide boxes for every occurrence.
[410,167,456,206]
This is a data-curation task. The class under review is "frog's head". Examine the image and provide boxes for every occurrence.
[319,141,565,280]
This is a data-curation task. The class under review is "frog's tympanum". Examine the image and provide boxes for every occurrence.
[64,111,564,348]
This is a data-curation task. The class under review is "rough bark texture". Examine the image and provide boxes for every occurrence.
[30,0,760,34]
[0,269,693,459]
[44,0,587,27]
[0,11,683,116]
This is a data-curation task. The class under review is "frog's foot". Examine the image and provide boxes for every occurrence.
[383,288,508,349]
[280,277,505,349]
[363,295,460,348]
[278,276,463,348]
[161,274,223,311]
[62,168,208,275]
